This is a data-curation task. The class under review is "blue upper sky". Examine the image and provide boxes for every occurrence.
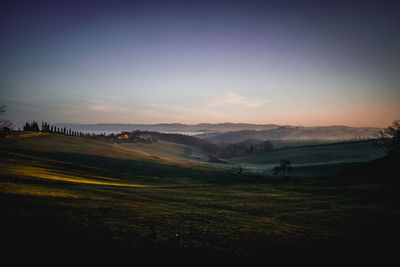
[1,0,399,127]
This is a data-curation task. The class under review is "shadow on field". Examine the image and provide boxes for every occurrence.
[1,149,400,266]
[1,202,398,267]
[1,148,216,181]
[1,148,276,185]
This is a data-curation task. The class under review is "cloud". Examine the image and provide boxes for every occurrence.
[82,98,133,113]
[205,92,271,108]
[87,103,130,112]
[138,103,229,123]
[62,94,272,123]
[4,92,274,125]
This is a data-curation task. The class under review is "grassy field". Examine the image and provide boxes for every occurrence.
[118,139,210,161]
[1,134,399,265]
[228,140,385,177]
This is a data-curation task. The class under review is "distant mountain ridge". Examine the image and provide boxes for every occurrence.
[51,122,381,135]
[197,126,382,145]
[52,122,282,133]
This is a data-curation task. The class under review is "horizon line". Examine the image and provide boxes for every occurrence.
[14,121,384,129]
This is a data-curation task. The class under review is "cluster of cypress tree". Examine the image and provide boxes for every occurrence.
[22,121,40,131]
[22,121,96,139]
[40,121,66,134]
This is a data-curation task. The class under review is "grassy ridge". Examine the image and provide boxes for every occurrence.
[1,134,399,265]
[118,139,209,161]
[3,133,213,169]
[228,140,384,177]
[230,140,383,165]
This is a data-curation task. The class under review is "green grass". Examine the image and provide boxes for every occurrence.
[230,140,384,165]
[1,135,399,265]
[228,140,385,177]
[118,139,209,161]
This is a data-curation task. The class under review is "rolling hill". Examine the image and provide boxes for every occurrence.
[1,132,398,266]
[44,122,281,134]
[16,122,382,139]
[228,140,385,176]
[0,132,218,188]
[198,126,381,145]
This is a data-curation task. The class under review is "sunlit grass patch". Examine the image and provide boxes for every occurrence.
[1,163,152,188]
[3,150,104,172]
[2,134,215,170]
[1,181,93,199]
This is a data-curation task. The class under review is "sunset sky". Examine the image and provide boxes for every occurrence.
[1,0,399,127]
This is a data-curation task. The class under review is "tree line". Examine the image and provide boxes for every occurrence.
[22,120,96,139]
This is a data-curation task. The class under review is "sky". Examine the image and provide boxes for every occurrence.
[0,0,399,127]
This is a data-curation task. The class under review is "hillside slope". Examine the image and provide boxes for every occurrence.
[0,133,218,188]
[229,140,385,176]
[1,133,399,266]
[117,139,209,161]
[3,132,212,168]
[199,126,381,145]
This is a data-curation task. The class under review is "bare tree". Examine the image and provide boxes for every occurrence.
[375,130,392,154]
[385,119,400,154]
[273,159,292,178]
[376,119,400,155]
[238,165,243,175]
[0,105,13,133]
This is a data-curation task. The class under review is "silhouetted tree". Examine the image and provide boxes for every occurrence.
[385,119,400,154]
[238,165,243,175]
[31,121,39,131]
[376,119,400,155]
[273,160,292,178]
[23,122,31,131]
[0,105,13,133]
[23,121,39,131]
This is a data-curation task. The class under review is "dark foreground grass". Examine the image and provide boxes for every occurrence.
[1,145,400,266]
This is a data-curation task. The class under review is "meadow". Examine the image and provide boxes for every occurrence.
[229,140,385,177]
[1,133,399,266]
